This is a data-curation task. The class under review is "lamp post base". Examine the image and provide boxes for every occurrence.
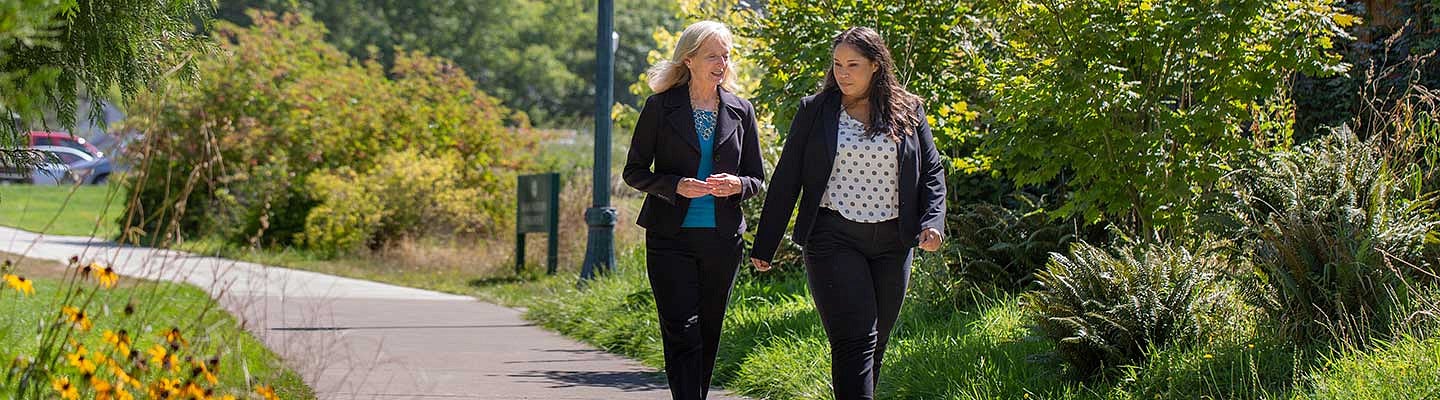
[578,206,618,281]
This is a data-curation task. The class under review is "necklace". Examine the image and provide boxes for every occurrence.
[691,91,717,140]
[694,108,715,140]
[690,96,717,112]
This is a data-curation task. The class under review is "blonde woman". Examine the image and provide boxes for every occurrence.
[622,20,764,400]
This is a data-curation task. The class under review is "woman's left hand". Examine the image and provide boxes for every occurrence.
[706,173,743,197]
[918,228,943,252]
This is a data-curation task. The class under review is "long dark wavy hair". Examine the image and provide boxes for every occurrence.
[821,27,922,142]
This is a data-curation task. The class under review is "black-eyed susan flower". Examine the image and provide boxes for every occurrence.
[183,382,206,400]
[191,360,219,385]
[147,345,168,367]
[148,345,180,373]
[104,329,133,355]
[255,385,279,400]
[108,360,141,389]
[92,376,115,400]
[66,347,98,374]
[153,377,183,399]
[96,265,119,288]
[60,306,93,331]
[163,327,189,349]
[4,274,34,296]
[52,376,79,400]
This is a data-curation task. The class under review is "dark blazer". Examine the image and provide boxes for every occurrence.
[623,84,765,236]
[750,88,946,263]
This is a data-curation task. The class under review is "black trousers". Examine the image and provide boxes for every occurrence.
[803,208,914,400]
[645,228,743,400]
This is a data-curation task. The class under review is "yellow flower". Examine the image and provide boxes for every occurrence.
[92,377,114,400]
[183,382,207,400]
[4,274,34,296]
[96,265,119,288]
[104,330,133,356]
[147,345,169,366]
[67,349,98,374]
[158,378,183,396]
[60,306,93,331]
[52,376,79,400]
[109,360,140,389]
[1203,353,1214,359]
[115,388,134,400]
[255,385,280,400]
[193,358,219,385]
[163,327,189,348]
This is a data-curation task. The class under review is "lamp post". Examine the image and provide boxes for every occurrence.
[580,0,617,281]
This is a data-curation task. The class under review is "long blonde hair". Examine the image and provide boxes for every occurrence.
[647,21,739,93]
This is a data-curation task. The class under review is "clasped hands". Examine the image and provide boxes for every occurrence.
[677,173,743,198]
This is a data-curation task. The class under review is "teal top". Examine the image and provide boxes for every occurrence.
[682,109,718,228]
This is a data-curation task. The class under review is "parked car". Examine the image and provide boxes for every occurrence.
[65,152,114,184]
[0,145,110,184]
[28,131,103,158]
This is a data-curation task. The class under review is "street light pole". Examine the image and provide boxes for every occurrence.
[580,0,617,281]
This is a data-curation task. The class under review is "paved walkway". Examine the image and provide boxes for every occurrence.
[1,227,743,400]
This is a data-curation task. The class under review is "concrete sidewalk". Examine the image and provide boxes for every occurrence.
[1,227,743,400]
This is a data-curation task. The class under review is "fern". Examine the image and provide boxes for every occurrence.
[1023,242,1227,378]
[1234,130,1440,347]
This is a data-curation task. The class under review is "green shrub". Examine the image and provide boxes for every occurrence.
[1023,242,1228,378]
[120,11,532,251]
[301,150,488,255]
[983,0,1353,234]
[1234,131,1440,347]
[914,195,1091,310]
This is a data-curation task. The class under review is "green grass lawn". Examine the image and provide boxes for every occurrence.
[0,184,124,238]
[0,254,313,399]
[475,245,1440,400]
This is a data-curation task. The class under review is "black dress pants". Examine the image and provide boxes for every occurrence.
[645,228,743,400]
[803,208,913,400]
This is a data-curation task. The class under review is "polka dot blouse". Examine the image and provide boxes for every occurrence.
[820,110,899,223]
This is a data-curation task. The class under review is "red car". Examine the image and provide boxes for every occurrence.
[28,131,102,158]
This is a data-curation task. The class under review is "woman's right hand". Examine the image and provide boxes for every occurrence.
[677,178,713,198]
[676,178,713,198]
[750,257,772,272]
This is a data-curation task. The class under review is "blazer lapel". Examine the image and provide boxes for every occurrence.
[818,91,841,162]
[662,86,701,153]
[715,89,743,149]
[900,125,915,164]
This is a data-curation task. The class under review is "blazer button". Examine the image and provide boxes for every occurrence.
[713,155,721,162]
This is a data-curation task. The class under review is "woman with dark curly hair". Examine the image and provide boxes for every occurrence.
[749,27,947,400]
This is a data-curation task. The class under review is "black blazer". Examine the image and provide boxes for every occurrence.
[750,89,946,263]
[623,84,765,236]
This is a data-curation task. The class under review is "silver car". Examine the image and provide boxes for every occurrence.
[0,145,106,184]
